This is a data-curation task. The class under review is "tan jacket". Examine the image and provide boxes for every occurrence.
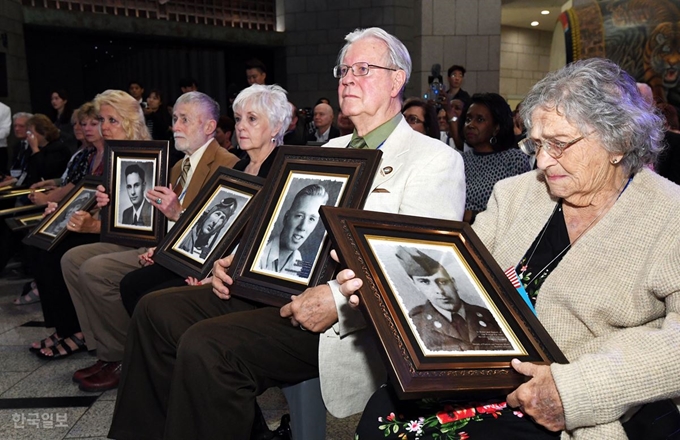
[473,168,680,439]
[169,139,239,209]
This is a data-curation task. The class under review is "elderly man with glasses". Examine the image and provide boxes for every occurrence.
[109,27,465,440]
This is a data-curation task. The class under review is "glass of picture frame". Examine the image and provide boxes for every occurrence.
[23,177,101,251]
[153,167,265,280]
[100,140,169,248]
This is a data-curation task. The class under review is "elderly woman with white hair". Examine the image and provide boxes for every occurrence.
[346,58,680,439]
[110,83,293,440]
[117,83,292,315]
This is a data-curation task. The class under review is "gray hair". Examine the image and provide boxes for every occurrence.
[520,58,664,175]
[338,27,412,94]
[13,112,33,121]
[175,91,220,130]
[232,84,291,146]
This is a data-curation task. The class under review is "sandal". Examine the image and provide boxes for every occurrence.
[14,287,40,305]
[29,332,60,353]
[36,334,87,360]
[22,281,37,295]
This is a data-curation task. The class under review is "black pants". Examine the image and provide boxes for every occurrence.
[356,385,680,440]
[119,263,186,316]
[28,233,100,336]
[108,284,320,440]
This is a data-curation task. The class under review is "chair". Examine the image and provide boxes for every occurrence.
[281,378,326,439]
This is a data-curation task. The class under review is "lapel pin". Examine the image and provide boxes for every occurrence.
[381,166,393,176]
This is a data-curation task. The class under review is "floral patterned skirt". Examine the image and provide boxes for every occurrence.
[355,384,561,440]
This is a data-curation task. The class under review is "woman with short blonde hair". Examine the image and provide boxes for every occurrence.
[94,90,151,141]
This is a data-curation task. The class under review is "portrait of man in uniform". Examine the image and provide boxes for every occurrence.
[393,246,513,353]
[253,174,346,284]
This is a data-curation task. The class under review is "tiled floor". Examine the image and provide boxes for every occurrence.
[0,265,360,439]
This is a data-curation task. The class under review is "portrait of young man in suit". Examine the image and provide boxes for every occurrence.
[120,163,151,227]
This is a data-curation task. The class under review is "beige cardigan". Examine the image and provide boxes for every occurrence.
[473,168,680,439]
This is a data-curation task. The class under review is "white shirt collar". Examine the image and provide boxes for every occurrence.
[315,126,331,142]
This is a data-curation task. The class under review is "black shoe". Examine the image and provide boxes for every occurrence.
[272,414,292,440]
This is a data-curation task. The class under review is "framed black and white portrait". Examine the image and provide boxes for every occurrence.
[251,173,346,284]
[154,167,265,280]
[229,146,382,307]
[100,140,169,248]
[367,240,517,356]
[23,178,100,251]
[320,207,567,399]
[114,159,156,230]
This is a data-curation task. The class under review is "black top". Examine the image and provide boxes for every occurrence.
[515,201,570,305]
[657,130,680,185]
[25,138,72,186]
[233,147,279,179]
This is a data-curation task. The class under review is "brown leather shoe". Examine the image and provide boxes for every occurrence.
[78,361,122,392]
[73,360,107,384]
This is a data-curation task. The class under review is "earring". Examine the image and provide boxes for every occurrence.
[271,137,276,143]
[489,136,497,145]
[611,158,619,164]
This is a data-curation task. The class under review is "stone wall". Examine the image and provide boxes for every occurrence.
[280,0,502,109]
[0,0,30,112]
[499,25,552,106]
[414,0,500,100]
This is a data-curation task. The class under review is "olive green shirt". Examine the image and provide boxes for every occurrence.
[348,113,402,149]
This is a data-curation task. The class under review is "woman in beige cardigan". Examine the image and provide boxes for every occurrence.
[348,58,680,439]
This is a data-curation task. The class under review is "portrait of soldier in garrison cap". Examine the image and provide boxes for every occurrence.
[393,245,513,353]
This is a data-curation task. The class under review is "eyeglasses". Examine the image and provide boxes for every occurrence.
[518,136,585,159]
[333,62,397,79]
[405,115,425,125]
[449,73,464,78]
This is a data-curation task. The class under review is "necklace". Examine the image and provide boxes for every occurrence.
[521,176,632,287]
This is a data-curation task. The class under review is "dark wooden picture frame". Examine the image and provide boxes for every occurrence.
[100,140,169,248]
[22,178,100,251]
[153,167,265,280]
[0,203,46,219]
[0,187,47,201]
[229,146,382,307]
[5,209,46,232]
[320,207,567,399]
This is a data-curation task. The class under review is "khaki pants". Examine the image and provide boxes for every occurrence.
[61,242,145,361]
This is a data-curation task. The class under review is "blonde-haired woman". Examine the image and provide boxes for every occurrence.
[28,90,150,359]
[94,89,151,142]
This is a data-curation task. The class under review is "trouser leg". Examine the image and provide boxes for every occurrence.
[75,246,142,361]
[120,264,185,316]
[31,233,100,337]
[62,242,129,348]
[109,284,259,440]
[166,306,320,440]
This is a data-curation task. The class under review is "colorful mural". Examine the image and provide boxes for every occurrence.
[560,0,680,106]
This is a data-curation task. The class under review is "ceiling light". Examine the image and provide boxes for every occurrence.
[541,10,550,15]
[531,21,539,26]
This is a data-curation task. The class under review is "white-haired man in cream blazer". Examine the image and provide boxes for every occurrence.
[109,27,465,440]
